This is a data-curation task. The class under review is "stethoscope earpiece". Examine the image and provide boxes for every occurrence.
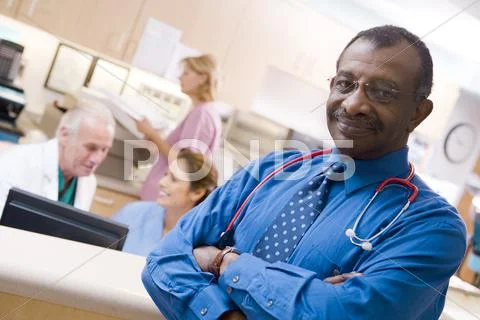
[345,228,355,237]
[361,241,372,251]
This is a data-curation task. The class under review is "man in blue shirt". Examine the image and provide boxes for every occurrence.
[142,25,467,319]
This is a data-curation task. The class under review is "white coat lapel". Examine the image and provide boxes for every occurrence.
[74,175,97,211]
[43,139,59,201]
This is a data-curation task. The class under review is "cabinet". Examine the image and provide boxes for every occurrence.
[218,0,350,110]
[72,0,143,60]
[0,0,20,17]
[90,186,138,218]
[16,0,143,60]
[0,292,121,320]
[9,0,350,110]
[123,0,202,62]
[123,0,254,104]
[180,0,250,70]
[217,0,280,110]
[16,0,82,40]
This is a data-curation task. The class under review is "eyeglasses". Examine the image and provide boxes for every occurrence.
[329,76,425,104]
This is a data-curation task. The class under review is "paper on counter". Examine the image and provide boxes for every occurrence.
[80,87,169,139]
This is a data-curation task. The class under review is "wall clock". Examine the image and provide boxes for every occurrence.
[443,122,477,164]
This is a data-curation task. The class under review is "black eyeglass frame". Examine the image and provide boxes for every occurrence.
[329,76,427,103]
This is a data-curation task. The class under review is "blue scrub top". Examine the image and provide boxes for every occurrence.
[112,201,165,257]
[142,148,467,320]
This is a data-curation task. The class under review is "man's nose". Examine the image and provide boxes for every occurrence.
[341,84,371,116]
[89,150,105,164]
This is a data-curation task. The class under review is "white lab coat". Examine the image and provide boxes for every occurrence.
[0,139,96,217]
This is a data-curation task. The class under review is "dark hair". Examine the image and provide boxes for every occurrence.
[337,25,433,99]
[177,150,218,205]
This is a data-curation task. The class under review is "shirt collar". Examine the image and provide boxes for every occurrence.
[58,167,78,191]
[325,147,411,195]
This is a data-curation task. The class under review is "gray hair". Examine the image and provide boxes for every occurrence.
[56,99,116,138]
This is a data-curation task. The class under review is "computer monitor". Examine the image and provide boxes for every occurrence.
[0,187,129,250]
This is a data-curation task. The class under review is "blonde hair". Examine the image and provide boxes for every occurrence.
[182,54,218,103]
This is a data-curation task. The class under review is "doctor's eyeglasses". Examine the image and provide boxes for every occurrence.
[329,76,426,104]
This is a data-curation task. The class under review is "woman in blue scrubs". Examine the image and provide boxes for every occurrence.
[112,150,218,256]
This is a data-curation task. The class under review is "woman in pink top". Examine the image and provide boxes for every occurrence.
[136,54,222,201]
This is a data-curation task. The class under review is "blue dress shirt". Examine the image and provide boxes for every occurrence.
[142,148,467,319]
[112,201,165,256]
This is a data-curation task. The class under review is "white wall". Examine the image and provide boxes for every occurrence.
[425,89,480,186]
[251,66,330,140]
[415,77,460,141]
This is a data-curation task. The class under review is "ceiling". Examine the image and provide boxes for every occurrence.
[297,0,480,88]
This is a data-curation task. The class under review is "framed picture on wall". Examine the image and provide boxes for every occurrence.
[87,58,129,94]
[44,44,94,94]
[45,43,130,95]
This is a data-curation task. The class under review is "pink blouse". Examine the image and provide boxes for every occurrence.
[139,102,222,201]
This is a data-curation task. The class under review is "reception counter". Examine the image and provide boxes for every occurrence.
[0,226,162,320]
[1,225,480,319]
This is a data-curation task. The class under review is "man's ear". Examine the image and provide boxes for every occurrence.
[408,99,433,132]
[58,127,70,146]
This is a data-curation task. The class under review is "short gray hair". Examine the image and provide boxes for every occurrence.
[56,99,115,138]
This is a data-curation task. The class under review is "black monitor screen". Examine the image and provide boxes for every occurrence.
[0,187,129,250]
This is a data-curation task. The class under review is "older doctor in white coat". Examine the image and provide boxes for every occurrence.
[0,100,115,215]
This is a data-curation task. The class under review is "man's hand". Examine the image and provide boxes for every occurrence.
[219,310,247,320]
[324,272,363,286]
[220,252,240,275]
[193,246,221,272]
[194,248,245,319]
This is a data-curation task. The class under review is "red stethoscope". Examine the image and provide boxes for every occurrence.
[218,149,418,251]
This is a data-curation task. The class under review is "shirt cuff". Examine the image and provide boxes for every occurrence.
[188,284,237,319]
[218,253,315,316]
[218,254,265,290]
[218,253,273,310]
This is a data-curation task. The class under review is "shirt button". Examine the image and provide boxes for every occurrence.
[267,299,273,307]
[200,307,208,316]
[168,287,173,293]
[226,286,233,294]
[232,275,240,283]
[333,269,340,276]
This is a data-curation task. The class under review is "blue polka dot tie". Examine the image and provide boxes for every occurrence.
[253,162,344,263]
